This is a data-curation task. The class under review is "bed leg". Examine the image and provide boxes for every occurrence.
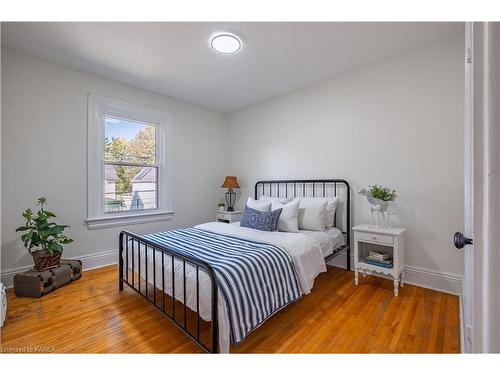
[119,232,124,291]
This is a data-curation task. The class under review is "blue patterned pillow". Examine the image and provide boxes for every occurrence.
[240,205,282,232]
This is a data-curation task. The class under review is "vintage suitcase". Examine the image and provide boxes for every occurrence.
[49,265,72,288]
[14,269,55,298]
[59,259,82,281]
[13,259,82,298]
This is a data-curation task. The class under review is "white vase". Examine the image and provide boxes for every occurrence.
[369,201,391,228]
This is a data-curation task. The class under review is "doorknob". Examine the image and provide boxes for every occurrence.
[454,232,473,249]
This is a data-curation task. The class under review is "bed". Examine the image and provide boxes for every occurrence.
[118,179,350,353]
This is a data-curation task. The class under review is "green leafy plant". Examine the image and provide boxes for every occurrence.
[369,185,397,202]
[16,197,73,254]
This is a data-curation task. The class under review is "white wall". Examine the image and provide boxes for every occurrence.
[227,36,465,292]
[1,48,228,281]
[1,35,465,294]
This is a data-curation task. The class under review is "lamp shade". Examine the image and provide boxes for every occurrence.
[221,176,240,189]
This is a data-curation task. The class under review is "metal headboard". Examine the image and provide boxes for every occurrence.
[255,179,351,270]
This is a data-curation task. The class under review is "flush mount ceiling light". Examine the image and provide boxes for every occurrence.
[210,33,242,54]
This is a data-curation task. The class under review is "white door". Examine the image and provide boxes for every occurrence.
[459,22,500,354]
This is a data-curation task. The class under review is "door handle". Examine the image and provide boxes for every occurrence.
[454,232,473,249]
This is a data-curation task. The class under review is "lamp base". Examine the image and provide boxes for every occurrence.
[225,189,236,212]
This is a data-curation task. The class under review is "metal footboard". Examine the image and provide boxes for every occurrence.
[118,230,219,353]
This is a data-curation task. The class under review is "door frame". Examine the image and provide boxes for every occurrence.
[463,21,475,353]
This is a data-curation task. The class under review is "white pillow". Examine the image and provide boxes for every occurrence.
[258,195,291,204]
[299,197,339,228]
[271,199,300,233]
[298,201,327,231]
[246,197,271,212]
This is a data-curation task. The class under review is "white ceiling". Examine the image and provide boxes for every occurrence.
[1,22,463,113]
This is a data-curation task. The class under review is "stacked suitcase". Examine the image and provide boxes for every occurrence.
[13,259,82,298]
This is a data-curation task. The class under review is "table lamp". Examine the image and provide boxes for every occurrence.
[221,176,240,211]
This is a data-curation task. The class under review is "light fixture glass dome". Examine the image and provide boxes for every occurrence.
[210,33,242,54]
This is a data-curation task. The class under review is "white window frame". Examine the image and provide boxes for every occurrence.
[86,94,174,230]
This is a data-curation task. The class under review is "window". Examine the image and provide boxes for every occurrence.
[87,95,173,229]
[104,116,158,212]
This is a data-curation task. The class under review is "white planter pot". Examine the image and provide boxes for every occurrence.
[0,282,6,327]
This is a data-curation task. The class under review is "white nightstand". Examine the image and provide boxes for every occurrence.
[216,210,243,224]
[352,224,406,296]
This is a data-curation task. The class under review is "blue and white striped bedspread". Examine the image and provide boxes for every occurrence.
[144,228,301,344]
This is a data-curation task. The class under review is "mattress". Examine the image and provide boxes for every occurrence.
[299,227,345,258]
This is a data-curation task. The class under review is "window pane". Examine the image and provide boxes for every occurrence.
[104,164,157,212]
[105,115,156,164]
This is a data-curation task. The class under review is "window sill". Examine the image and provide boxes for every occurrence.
[86,210,175,230]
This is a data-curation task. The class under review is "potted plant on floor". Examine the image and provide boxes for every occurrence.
[16,197,73,271]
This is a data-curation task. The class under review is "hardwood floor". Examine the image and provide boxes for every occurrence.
[0,265,460,353]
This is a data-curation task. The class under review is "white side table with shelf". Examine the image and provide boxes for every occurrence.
[352,224,406,296]
[215,210,243,224]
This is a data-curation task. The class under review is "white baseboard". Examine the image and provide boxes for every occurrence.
[0,249,118,289]
[328,250,463,296]
[402,265,462,296]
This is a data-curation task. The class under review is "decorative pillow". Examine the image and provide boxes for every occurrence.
[299,197,339,228]
[298,201,327,231]
[246,197,271,212]
[258,195,291,204]
[325,197,339,227]
[240,206,282,232]
[271,199,300,233]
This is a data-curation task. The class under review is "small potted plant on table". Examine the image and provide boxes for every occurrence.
[359,185,397,228]
[217,200,226,211]
[16,197,73,271]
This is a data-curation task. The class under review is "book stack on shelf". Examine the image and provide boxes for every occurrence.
[365,251,393,268]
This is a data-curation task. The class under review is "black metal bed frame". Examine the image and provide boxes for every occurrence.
[119,178,350,353]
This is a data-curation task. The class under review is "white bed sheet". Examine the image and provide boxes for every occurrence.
[232,221,345,258]
[299,227,345,258]
[126,221,326,353]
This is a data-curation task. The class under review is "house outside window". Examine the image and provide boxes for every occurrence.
[86,94,173,229]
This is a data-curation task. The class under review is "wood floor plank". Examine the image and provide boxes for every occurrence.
[0,265,460,353]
